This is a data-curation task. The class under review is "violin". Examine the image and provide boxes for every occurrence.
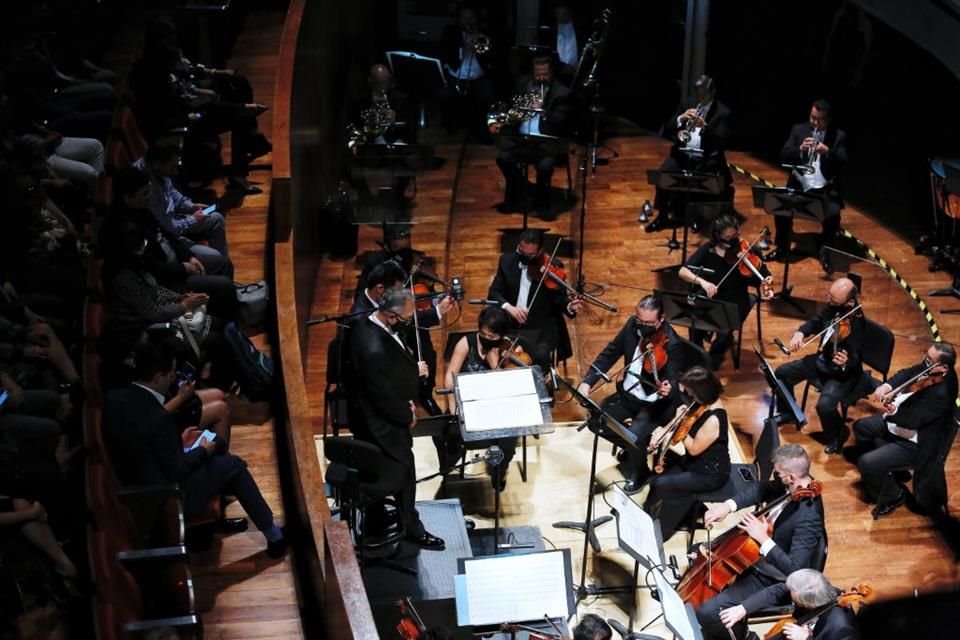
[723,239,773,298]
[763,582,872,640]
[774,304,862,357]
[639,328,670,382]
[527,252,567,291]
[676,481,824,608]
[495,337,533,369]
[649,401,708,474]
[878,361,946,408]
[395,597,426,640]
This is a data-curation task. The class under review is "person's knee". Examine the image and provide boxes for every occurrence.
[205,212,226,230]
[815,394,840,416]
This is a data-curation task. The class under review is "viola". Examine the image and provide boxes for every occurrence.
[763,582,872,640]
[723,239,773,298]
[495,337,533,369]
[395,597,426,640]
[676,481,824,608]
[639,329,670,379]
[651,402,707,474]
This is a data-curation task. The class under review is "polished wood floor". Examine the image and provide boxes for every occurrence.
[307,127,960,632]
[191,10,305,640]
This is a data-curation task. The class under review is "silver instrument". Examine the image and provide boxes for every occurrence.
[798,128,825,175]
[678,102,707,144]
[346,91,395,150]
[486,84,545,128]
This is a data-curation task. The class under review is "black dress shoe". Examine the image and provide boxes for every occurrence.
[764,247,787,262]
[819,246,834,275]
[824,435,849,455]
[871,491,906,520]
[644,215,667,233]
[216,517,249,533]
[409,531,446,550]
[623,478,644,495]
[227,177,263,195]
[266,530,288,559]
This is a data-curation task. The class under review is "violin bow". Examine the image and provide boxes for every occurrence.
[526,237,564,315]
[406,278,424,364]
[714,226,768,290]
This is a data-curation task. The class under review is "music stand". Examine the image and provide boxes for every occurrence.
[495,130,570,237]
[453,367,554,553]
[647,169,725,270]
[754,186,829,316]
[550,375,640,602]
[657,290,739,341]
[754,346,807,430]
[385,51,446,136]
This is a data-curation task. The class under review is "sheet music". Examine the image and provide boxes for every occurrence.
[456,552,570,626]
[652,567,703,640]
[461,396,544,432]
[609,486,664,566]
[457,368,536,401]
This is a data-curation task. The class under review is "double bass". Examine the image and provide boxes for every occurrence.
[676,481,823,608]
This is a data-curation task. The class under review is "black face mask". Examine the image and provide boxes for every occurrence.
[718,235,739,248]
[393,247,414,266]
[390,315,411,331]
[636,323,657,339]
[517,251,538,266]
[478,335,501,350]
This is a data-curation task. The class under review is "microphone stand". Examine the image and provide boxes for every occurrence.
[307,307,371,438]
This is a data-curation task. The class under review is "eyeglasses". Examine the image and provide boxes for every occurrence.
[634,317,659,327]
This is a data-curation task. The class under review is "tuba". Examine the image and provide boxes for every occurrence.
[678,102,707,144]
[346,92,395,150]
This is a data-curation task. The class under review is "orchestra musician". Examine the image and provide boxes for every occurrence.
[357,224,420,289]
[440,5,494,138]
[444,306,522,491]
[488,229,582,374]
[349,64,412,146]
[645,75,734,233]
[551,3,583,82]
[678,214,774,371]
[718,569,861,640]
[490,55,572,217]
[697,445,826,640]
[348,286,445,550]
[576,294,684,492]
[774,278,865,454]
[643,366,730,541]
[848,342,957,518]
[766,100,848,275]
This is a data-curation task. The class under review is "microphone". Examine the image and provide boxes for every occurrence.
[590,364,611,384]
[773,337,791,355]
[469,299,499,305]
[484,445,504,466]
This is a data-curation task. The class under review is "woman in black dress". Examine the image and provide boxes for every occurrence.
[643,366,731,541]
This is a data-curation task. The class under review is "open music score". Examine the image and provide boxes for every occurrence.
[456,368,547,434]
[454,550,574,627]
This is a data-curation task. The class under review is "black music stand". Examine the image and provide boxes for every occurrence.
[754,346,807,431]
[550,376,640,602]
[657,290,739,341]
[647,169,725,271]
[754,186,829,317]
[495,130,570,237]
[351,144,434,222]
[385,51,446,136]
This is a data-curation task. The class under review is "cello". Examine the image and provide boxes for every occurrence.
[676,481,823,608]
[763,582,872,640]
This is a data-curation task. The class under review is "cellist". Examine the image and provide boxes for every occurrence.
[576,295,684,493]
[719,569,862,640]
[696,444,826,640]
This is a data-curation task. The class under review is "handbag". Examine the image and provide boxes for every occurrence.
[176,304,211,357]
[235,281,269,329]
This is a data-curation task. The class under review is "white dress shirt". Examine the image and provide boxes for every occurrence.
[885,391,919,444]
[453,32,484,80]
[557,22,578,66]
[799,146,828,190]
[369,311,406,351]
[624,346,661,403]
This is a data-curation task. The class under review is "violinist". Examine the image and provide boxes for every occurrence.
[696,445,826,640]
[357,224,420,289]
[576,295,684,492]
[488,229,582,373]
[849,342,957,518]
[444,306,522,491]
[678,214,774,370]
[719,569,861,640]
[774,278,865,454]
[643,366,730,542]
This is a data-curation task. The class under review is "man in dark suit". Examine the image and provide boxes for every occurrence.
[487,229,581,374]
[576,294,683,491]
[720,569,861,640]
[349,286,445,550]
[775,278,865,454]
[490,56,573,215]
[696,444,826,640]
[103,341,287,558]
[646,74,734,233]
[849,342,958,518]
[767,99,848,274]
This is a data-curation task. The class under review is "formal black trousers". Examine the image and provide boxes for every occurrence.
[696,569,778,640]
[591,392,676,481]
[644,465,727,542]
[853,414,917,503]
[775,355,858,440]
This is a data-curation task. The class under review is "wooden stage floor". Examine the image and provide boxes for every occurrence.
[308,131,960,631]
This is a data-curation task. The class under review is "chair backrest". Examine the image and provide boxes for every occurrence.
[861,318,895,380]
[754,417,782,482]
[324,436,385,477]
[673,335,711,373]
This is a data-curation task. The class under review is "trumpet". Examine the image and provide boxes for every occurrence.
[678,103,707,144]
[797,128,825,175]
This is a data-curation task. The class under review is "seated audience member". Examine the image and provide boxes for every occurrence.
[103,341,286,557]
